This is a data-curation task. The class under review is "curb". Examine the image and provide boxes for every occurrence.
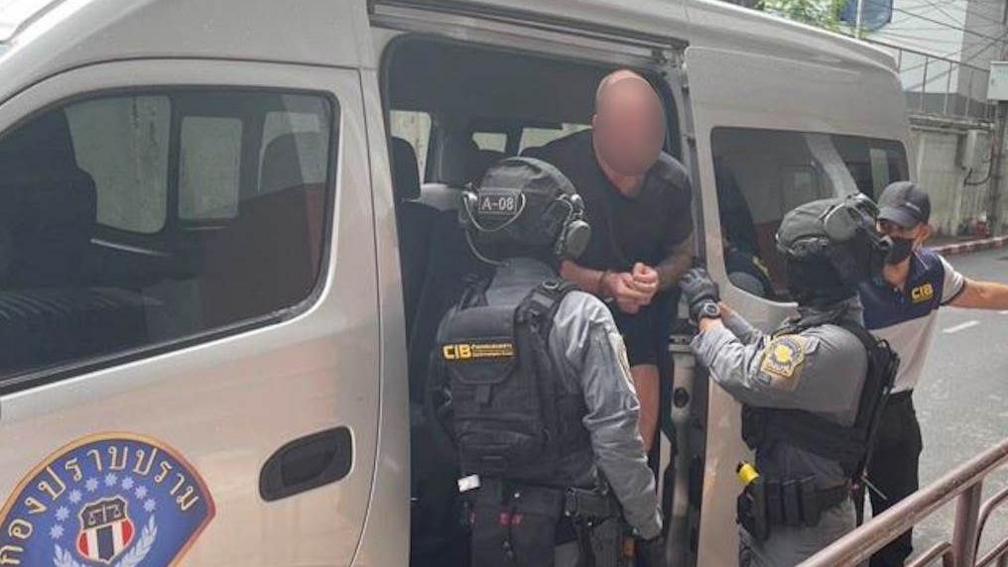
[931,236,1008,257]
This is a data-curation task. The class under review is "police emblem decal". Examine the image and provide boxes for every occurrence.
[759,335,810,390]
[0,434,215,567]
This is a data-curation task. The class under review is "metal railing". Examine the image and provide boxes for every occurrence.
[801,436,1008,567]
[862,38,997,122]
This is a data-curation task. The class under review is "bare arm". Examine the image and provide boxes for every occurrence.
[560,259,607,296]
[656,233,694,290]
[951,279,1008,310]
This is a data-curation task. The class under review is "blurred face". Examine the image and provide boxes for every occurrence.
[593,79,666,177]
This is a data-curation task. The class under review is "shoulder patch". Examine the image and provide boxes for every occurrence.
[759,335,811,391]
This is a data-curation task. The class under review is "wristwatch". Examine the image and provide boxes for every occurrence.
[698,301,722,321]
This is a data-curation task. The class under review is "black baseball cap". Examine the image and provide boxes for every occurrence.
[878,181,930,228]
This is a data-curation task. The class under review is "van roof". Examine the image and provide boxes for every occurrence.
[0,0,61,43]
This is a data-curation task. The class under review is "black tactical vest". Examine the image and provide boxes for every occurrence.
[742,315,899,479]
[435,279,593,486]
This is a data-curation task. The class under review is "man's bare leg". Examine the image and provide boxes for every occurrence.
[631,363,660,451]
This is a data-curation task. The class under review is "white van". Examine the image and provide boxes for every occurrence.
[0,1,910,565]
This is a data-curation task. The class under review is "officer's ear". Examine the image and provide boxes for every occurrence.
[916,223,933,246]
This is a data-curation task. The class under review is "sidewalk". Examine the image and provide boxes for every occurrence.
[929,235,1008,257]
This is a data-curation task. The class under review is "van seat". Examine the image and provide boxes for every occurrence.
[0,109,160,373]
[391,137,438,335]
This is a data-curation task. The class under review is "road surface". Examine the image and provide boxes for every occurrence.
[900,247,1008,558]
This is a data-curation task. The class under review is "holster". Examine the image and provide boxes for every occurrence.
[469,479,564,567]
[564,486,628,567]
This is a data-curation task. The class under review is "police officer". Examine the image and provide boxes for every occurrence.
[429,157,664,567]
[679,195,898,566]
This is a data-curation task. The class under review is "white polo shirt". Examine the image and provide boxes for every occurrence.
[857,249,966,393]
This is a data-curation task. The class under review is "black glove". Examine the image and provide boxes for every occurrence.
[637,534,666,567]
[679,267,720,321]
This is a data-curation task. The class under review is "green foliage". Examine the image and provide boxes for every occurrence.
[754,0,851,32]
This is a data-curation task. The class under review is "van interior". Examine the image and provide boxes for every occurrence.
[382,36,683,565]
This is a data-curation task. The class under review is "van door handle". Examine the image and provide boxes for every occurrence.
[259,426,353,501]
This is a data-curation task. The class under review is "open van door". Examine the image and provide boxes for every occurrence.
[680,37,911,566]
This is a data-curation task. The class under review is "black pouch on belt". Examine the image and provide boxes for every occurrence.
[799,476,821,527]
[782,479,802,527]
[470,481,564,567]
[736,478,770,542]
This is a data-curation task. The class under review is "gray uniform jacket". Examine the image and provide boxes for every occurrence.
[690,298,869,566]
[485,258,662,540]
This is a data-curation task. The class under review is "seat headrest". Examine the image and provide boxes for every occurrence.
[0,110,78,182]
[436,134,482,186]
[260,132,327,195]
[391,137,421,201]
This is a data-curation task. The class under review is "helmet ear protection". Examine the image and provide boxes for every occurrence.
[458,157,592,260]
[778,194,890,284]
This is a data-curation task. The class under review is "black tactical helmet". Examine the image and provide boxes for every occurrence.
[459,157,591,263]
[776,194,890,303]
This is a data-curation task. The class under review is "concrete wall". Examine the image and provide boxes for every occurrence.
[909,116,999,235]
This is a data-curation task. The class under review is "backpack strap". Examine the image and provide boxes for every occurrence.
[515,280,578,450]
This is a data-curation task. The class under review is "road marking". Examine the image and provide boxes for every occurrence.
[943,321,980,334]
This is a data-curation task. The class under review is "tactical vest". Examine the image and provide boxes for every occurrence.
[742,315,899,479]
[434,279,593,486]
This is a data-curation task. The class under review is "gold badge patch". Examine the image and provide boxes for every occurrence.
[442,342,515,361]
[911,283,934,303]
[759,335,809,389]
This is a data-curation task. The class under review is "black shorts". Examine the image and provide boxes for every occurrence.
[608,290,677,368]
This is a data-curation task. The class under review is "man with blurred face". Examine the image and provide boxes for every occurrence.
[525,69,694,450]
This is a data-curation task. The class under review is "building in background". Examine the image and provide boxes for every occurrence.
[842,0,1007,119]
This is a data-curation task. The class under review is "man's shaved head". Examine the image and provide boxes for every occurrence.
[592,69,666,179]
[595,69,656,111]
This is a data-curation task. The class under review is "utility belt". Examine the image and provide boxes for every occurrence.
[736,463,850,542]
[463,475,628,567]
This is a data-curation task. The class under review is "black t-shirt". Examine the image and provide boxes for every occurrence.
[525,129,693,271]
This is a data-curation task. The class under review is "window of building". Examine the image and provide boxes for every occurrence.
[711,127,908,299]
[0,90,335,379]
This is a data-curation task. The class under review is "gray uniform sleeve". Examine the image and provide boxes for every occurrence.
[690,323,867,421]
[550,291,662,539]
[722,310,765,345]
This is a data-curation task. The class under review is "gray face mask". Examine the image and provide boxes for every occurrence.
[885,237,914,265]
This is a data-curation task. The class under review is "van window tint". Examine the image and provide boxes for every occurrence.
[66,96,171,233]
[711,127,908,299]
[0,91,335,379]
[390,110,431,180]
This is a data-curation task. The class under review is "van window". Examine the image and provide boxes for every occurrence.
[179,116,242,221]
[390,110,432,180]
[66,96,171,233]
[472,131,507,152]
[519,124,591,153]
[711,127,908,299]
[0,90,335,379]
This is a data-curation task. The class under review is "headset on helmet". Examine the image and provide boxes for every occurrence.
[777,194,891,285]
[459,157,591,263]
